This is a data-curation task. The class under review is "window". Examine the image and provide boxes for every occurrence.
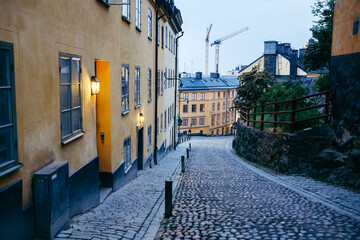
[165,26,168,48]
[148,68,152,101]
[157,22,160,45]
[217,113,220,124]
[157,70,160,97]
[212,103,215,111]
[121,64,129,112]
[124,136,131,171]
[164,68,167,89]
[191,104,197,113]
[183,118,188,126]
[161,114,163,131]
[200,93,205,100]
[212,92,215,99]
[0,41,20,173]
[217,102,220,110]
[223,92,226,98]
[222,113,225,123]
[135,66,140,107]
[161,70,163,95]
[59,53,83,144]
[169,32,171,50]
[136,0,141,30]
[147,126,152,148]
[223,101,225,109]
[218,92,220,98]
[211,116,215,126]
[227,113,230,122]
[191,118,197,126]
[122,0,130,21]
[232,91,234,97]
[227,91,230,97]
[183,93,188,100]
[192,93,197,100]
[183,104,188,113]
[228,101,230,107]
[148,8,152,39]
[200,104,205,112]
[199,118,205,125]
[164,110,167,130]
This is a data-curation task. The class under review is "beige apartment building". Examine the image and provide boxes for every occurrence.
[0,0,182,239]
[179,73,238,136]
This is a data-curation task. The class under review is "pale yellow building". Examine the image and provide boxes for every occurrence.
[179,73,238,136]
[0,0,182,239]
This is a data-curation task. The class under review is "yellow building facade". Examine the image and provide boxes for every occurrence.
[179,73,238,136]
[0,0,182,239]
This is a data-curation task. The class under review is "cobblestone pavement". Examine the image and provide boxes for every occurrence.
[156,136,360,240]
[54,143,189,240]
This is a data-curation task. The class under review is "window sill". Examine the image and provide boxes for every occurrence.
[148,144,152,151]
[136,26,141,32]
[148,99,152,103]
[97,0,110,8]
[62,131,85,145]
[0,163,23,178]
[122,109,130,115]
[134,104,141,109]
[122,16,131,24]
[124,163,133,174]
[148,36,152,41]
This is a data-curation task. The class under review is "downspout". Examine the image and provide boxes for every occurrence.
[174,31,184,150]
[154,7,168,165]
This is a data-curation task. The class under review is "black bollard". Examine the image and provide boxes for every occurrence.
[186,148,189,159]
[181,155,185,173]
[165,180,173,218]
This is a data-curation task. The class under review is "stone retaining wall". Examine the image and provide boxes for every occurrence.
[234,122,360,189]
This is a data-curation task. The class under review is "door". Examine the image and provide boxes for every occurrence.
[137,127,144,170]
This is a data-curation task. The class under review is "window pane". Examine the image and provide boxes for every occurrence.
[61,111,71,138]
[72,108,81,132]
[72,84,80,107]
[0,89,12,125]
[71,59,80,84]
[0,49,10,87]
[61,85,71,110]
[60,58,70,84]
[0,126,14,165]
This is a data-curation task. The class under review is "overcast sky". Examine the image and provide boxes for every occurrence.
[175,0,316,75]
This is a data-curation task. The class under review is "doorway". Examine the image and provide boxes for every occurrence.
[137,127,144,170]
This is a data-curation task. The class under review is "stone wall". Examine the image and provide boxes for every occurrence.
[234,122,360,189]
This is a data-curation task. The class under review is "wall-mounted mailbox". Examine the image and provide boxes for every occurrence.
[34,161,70,239]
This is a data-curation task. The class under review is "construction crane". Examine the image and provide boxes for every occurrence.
[205,24,213,77]
[211,26,249,75]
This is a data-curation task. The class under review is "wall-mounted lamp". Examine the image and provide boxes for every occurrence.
[91,76,100,95]
[139,113,144,126]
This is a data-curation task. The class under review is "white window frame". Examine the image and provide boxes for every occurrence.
[134,66,140,107]
[122,64,130,113]
[124,136,131,171]
[136,0,141,30]
[148,8,152,39]
[122,0,130,21]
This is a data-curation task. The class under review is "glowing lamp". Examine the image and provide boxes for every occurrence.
[139,113,144,125]
[91,76,100,95]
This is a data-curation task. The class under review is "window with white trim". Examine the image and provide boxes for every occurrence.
[200,93,205,100]
[134,66,140,106]
[148,68,152,101]
[122,0,130,21]
[122,64,130,112]
[59,53,83,143]
[199,118,205,125]
[148,125,152,148]
[148,8,152,39]
[136,0,141,30]
[124,136,131,170]
[165,26,168,47]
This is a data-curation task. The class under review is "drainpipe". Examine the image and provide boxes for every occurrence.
[174,31,184,150]
[154,6,168,165]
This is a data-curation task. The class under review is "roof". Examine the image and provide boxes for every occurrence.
[179,76,239,91]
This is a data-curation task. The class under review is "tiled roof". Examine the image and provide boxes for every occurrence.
[179,76,239,91]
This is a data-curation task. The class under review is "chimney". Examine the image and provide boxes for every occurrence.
[196,72,202,79]
[298,48,306,62]
[264,41,278,76]
[290,49,298,78]
[210,72,219,78]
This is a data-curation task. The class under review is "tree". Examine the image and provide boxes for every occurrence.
[235,66,274,107]
[301,0,334,71]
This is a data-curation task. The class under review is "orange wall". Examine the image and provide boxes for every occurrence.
[332,0,360,56]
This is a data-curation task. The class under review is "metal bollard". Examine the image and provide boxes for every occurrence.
[186,148,189,159]
[189,143,191,151]
[165,180,173,218]
[181,155,185,173]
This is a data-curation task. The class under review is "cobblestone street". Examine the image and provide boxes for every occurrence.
[156,136,360,240]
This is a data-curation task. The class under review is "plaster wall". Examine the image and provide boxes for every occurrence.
[239,56,264,74]
[276,54,290,76]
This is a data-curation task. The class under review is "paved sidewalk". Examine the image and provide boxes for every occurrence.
[55,143,190,240]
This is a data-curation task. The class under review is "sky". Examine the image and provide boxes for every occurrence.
[175,0,316,75]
